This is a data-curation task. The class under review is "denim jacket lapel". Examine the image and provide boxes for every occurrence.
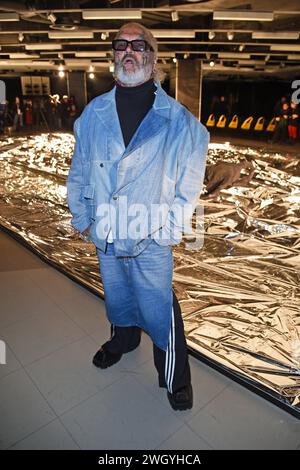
[93,87,125,150]
[122,83,171,158]
[92,82,171,159]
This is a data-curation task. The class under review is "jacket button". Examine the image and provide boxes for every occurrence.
[100,163,104,167]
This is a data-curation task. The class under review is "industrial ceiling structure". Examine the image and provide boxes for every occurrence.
[0,0,300,78]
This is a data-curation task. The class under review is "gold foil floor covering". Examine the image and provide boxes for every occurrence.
[0,133,299,417]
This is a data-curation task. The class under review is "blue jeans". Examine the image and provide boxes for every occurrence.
[97,240,173,351]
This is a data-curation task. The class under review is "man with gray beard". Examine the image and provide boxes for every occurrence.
[67,23,209,411]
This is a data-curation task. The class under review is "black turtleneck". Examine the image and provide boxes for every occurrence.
[116,79,156,148]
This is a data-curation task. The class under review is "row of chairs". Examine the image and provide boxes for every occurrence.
[206,114,277,132]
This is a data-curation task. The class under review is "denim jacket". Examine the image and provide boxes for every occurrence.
[67,82,209,256]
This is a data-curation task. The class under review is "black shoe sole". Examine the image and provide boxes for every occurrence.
[167,386,193,411]
[167,398,193,411]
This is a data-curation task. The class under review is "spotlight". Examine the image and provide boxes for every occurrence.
[183,53,189,59]
[58,64,64,71]
[265,54,270,62]
[208,31,215,40]
[171,11,179,22]
[239,44,245,52]
[172,57,177,63]
[101,32,107,40]
[18,33,24,42]
[58,70,65,77]
[227,31,234,41]
[89,65,94,72]
[89,72,95,79]
[209,60,215,67]
[47,12,57,24]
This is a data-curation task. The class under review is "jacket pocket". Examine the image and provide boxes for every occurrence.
[83,184,95,202]
[83,184,95,220]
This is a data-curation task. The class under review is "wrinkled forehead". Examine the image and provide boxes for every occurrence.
[117,25,145,40]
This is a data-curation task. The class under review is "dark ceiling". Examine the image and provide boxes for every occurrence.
[0,0,300,79]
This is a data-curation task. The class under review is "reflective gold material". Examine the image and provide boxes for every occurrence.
[0,134,299,412]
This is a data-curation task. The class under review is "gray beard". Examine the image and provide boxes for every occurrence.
[114,62,153,87]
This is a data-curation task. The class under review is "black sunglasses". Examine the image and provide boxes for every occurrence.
[112,39,154,52]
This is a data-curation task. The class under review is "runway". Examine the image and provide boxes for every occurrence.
[0,132,299,416]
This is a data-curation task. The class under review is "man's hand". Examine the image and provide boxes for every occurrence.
[81,224,91,241]
[82,225,91,237]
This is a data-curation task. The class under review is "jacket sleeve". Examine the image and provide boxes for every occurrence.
[67,118,90,233]
[158,114,209,245]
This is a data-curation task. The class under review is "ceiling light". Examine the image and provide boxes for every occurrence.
[208,31,215,40]
[18,33,24,42]
[218,53,250,59]
[237,60,265,65]
[82,10,141,20]
[75,52,107,57]
[265,54,270,61]
[173,57,177,63]
[58,64,64,71]
[157,52,175,58]
[9,53,40,59]
[209,60,215,67]
[0,13,19,21]
[271,44,300,51]
[58,70,65,77]
[183,53,189,59]
[109,64,114,72]
[49,15,76,31]
[65,60,91,67]
[26,43,63,50]
[101,32,107,40]
[47,13,57,24]
[152,30,195,38]
[252,32,299,40]
[213,11,274,21]
[49,31,94,39]
[89,65,95,72]
[239,44,245,52]
[227,31,234,41]
[88,72,95,79]
[171,11,179,22]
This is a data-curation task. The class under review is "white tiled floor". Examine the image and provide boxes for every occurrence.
[0,229,299,450]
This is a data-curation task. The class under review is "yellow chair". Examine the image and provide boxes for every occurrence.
[206,114,215,127]
[266,117,276,132]
[228,115,238,129]
[216,114,226,128]
[254,117,265,131]
[241,116,253,130]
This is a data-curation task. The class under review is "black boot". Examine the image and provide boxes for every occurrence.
[92,347,122,369]
[167,384,193,411]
